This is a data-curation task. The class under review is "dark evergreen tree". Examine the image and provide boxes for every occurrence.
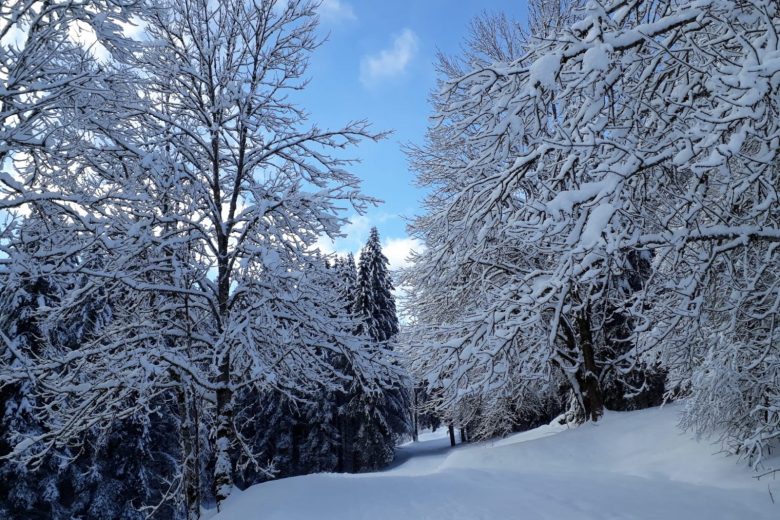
[339,254,359,318]
[236,249,412,479]
[0,269,79,520]
[0,272,183,520]
[332,254,361,472]
[234,386,342,487]
[355,228,399,343]
[0,214,183,519]
[233,256,351,483]
[350,229,412,470]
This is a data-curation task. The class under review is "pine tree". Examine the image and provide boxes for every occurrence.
[331,255,360,472]
[349,229,412,470]
[0,213,182,519]
[339,254,359,318]
[356,228,399,343]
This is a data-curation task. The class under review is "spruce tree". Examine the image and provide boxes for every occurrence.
[332,255,360,472]
[0,211,183,519]
[355,228,399,344]
[350,229,411,470]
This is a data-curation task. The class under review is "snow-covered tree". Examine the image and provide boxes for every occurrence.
[0,208,184,519]
[0,0,139,189]
[350,229,412,468]
[356,228,399,343]
[130,2,386,502]
[402,1,589,430]
[404,0,780,461]
[0,0,396,512]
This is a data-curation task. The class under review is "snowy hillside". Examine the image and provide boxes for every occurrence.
[213,404,779,520]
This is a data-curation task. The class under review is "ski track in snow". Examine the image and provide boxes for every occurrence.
[213,404,780,520]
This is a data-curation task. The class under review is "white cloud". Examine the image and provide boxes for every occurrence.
[360,28,418,87]
[315,213,394,255]
[313,214,423,271]
[382,237,425,319]
[341,214,373,243]
[314,234,352,259]
[315,235,337,255]
[314,214,369,259]
[382,237,424,270]
[319,0,356,23]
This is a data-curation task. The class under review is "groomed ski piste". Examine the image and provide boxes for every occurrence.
[212,403,780,519]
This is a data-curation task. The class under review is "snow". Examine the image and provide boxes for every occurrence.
[582,44,611,73]
[528,52,561,91]
[212,404,779,520]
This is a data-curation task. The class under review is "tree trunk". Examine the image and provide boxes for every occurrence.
[576,307,604,422]
[412,389,419,442]
[448,424,456,447]
[177,385,200,520]
[214,355,234,506]
[336,392,347,472]
[214,261,234,507]
[178,277,201,520]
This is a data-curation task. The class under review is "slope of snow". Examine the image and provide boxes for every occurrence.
[214,404,779,520]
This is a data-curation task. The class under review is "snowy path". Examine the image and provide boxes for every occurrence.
[214,405,779,519]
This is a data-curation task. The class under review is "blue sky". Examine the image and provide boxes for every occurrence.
[305,0,528,267]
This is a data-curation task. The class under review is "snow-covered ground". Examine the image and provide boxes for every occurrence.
[213,404,779,519]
